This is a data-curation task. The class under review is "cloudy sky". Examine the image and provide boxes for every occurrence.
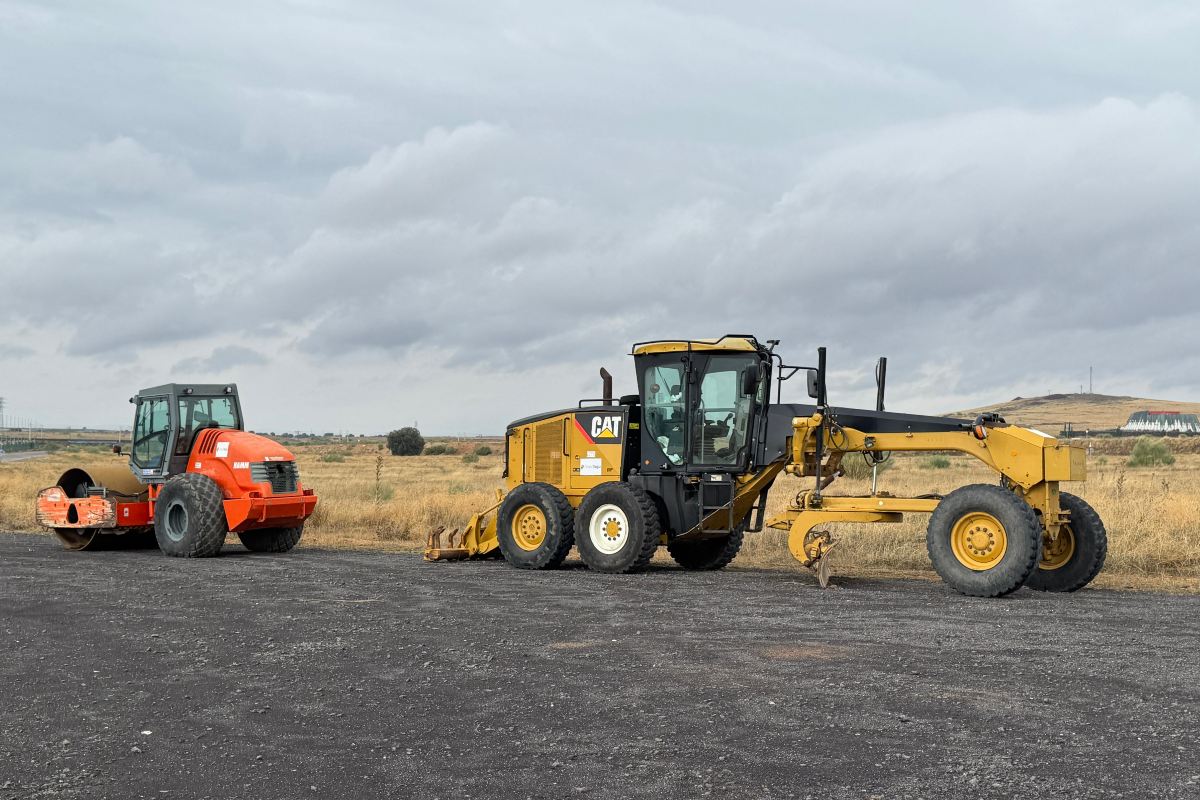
[2,1,1199,434]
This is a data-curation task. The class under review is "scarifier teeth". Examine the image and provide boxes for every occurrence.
[427,526,445,551]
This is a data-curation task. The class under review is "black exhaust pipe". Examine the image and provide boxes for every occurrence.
[600,368,613,405]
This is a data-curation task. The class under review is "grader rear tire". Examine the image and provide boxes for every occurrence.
[239,526,304,553]
[926,484,1041,597]
[1025,493,1107,592]
[496,482,575,569]
[575,483,660,573]
[667,526,745,571]
[154,473,228,558]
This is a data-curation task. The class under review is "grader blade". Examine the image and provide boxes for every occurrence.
[802,529,837,588]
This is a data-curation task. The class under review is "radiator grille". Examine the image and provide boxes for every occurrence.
[534,420,564,485]
[250,461,299,494]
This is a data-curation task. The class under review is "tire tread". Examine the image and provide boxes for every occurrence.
[1026,492,1107,592]
[667,526,745,570]
[926,483,1040,597]
[154,473,228,558]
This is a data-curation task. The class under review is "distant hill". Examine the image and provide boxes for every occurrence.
[948,394,1200,432]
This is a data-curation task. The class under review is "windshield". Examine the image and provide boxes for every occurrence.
[175,396,241,454]
[691,355,758,467]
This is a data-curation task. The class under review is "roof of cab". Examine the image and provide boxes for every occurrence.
[631,336,761,356]
[137,383,239,398]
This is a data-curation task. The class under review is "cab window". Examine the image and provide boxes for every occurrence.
[132,397,170,469]
[176,396,240,454]
[643,364,685,465]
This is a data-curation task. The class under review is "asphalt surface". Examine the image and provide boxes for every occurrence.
[1,532,1197,800]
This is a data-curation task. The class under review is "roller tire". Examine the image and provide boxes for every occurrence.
[926,483,1041,597]
[667,525,745,571]
[496,482,575,569]
[239,526,304,553]
[154,473,228,558]
[575,482,660,574]
[1026,493,1107,592]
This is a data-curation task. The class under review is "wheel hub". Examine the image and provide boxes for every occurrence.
[1040,524,1076,570]
[589,503,629,555]
[165,501,189,543]
[512,504,547,551]
[950,512,1007,570]
[603,518,622,540]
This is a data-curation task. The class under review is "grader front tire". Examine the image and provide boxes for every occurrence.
[926,484,1041,597]
[1026,493,1107,593]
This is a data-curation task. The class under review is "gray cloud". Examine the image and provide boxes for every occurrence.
[1,2,1198,432]
[172,346,269,375]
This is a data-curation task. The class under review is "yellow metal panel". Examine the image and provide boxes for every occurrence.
[817,496,941,514]
[566,412,623,494]
[632,337,758,355]
[1041,443,1080,482]
[1071,446,1087,480]
[534,419,565,486]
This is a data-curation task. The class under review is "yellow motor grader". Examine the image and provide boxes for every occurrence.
[426,336,1105,597]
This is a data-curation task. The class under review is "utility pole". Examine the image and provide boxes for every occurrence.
[1089,366,1093,394]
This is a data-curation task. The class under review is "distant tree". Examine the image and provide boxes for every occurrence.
[388,427,425,456]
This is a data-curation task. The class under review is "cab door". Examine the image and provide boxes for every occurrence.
[130,396,175,481]
[686,353,761,473]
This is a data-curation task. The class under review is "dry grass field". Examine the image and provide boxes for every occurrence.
[2,441,1197,593]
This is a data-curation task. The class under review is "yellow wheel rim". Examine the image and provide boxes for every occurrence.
[511,504,547,552]
[950,512,1008,571]
[1040,525,1076,570]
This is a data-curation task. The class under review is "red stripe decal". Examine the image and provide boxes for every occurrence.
[573,417,595,445]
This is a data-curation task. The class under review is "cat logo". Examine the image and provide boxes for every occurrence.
[592,416,622,440]
[575,412,624,445]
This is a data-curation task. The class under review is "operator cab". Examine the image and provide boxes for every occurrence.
[129,384,243,482]
[631,336,771,476]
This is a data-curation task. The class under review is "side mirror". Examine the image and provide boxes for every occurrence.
[807,369,820,399]
[112,445,123,456]
[741,369,759,396]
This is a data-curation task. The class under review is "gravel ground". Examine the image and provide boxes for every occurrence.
[1,531,1198,799]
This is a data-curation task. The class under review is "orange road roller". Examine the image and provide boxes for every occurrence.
[36,383,317,557]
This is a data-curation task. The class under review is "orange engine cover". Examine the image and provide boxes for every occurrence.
[186,429,318,532]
